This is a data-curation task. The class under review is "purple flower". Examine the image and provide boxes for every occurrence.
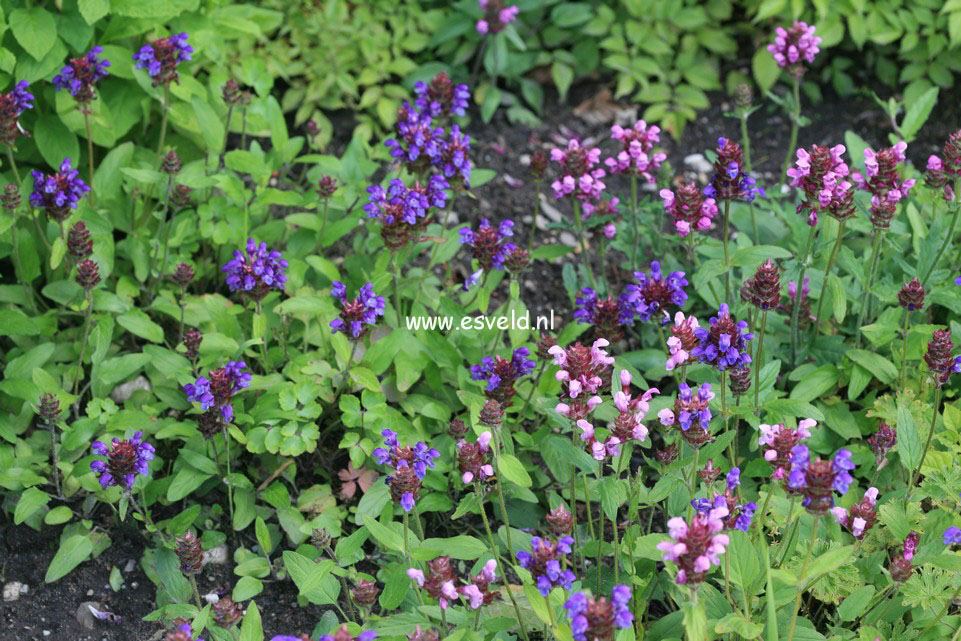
[460,218,514,270]
[386,104,446,174]
[30,158,90,223]
[703,138,764,202]
[605,120,666,183]
[690,303,754,371]
[574,287,638,328]
[330,281,386,339]
[133,33,193,86]
[470,347,536,404]
[768,21,821,76]
[945,526,961,545]
[477,0,519,35]
[550,138,606,201]
[439,125,472,189]
[787,446,856,515]
[657,510,729,585]
[0,81,34,146]
[413,71,470,119]
[564,586,633,641]
[90,430,156,490]
[787,144,852,226]
[222,238,288,301]
[53,46,110,103]
[316,625,378,641]
[183,361,250,423]
[623,261,688,324]
[516,536,576,595]
[373,429,440,512]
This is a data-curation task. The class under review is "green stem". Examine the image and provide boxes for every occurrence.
[686,447,700,521]
[224,427,234,528]
[71,296,94,396]
[898,310,910,389]
[755,483,775,540]
[721,371,732,465]
[83,109,96,204]
[776,495,799,567]
[921,178,961,286]
[780,77,801,186]
[906,386,941,503]
[189,575,203,608]
[791,226,818,367]
[156,84,171,157]
[517,361,546,419]
[856,230,885,346]
[811,221,846,336]
[722,198,731,301]
[688,233,721,305]
[220,104,234,170]
[754,310,767,412]
[595,470,604,595]
[255,301,269,368]
[403,512,411,565]
[572,200,596,290]
[528,182,540,252]
[392,254,404,323]
[916,583,961,639]
[630,174,639,266]
[786,517,819,641]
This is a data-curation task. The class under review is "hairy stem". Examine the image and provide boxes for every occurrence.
[811,220,846,336]
[786,517,819,641]
[906,386,941,503]
[790,226,817,367]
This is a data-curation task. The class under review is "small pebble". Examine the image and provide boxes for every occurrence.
[2,581,24,602]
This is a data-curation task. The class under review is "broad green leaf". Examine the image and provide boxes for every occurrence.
[837,584,875,621]
[846,349,897,385]
[897,397,922,473]
[14,487,49,525]
[233,576,264,601]
[45,534,93,582]
[900,86,939,141]
[255,517,273,556]
[361,515,405,553]
[715,613,763,638]
[238,601,263,641]
[35,116,80,176]
[788,366,838,402]
[10,8,57,61]
[192,96,225,153]
[598,476,627,521]
[802,544,854,585]
[78,0,110,24]
[497,454,532,488]
[282,552,335,604]
[728,530,761,591]
[117,310,165,343]
[412,536,488,561]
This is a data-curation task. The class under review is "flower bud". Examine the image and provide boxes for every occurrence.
[76,259,101,290]
[897,278,925,311]
[317,175,338,199]
[37,393,61,424]
[734,83,753,109]
[729,365,751,397]
[699,459,721,484]
[211,596,243,627]
[67,221,93,259]
[175,530,204,576]
[161,150,181,175]
[183,328,202,360]
[545,504,574,536]
[447,418,468,439]
[172,262,195,288]
[478,399,504,429]
[2,183,22,211]
[352,579,380,607]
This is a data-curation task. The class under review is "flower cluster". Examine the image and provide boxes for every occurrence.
[945,513,961,546]
[659,183,719,237]
[546,504,574,536]
[704,138,764,202]
[575,370,657,460]
[457,431,494,484]
[778,278,814,328]
[692,468,757,532]
[516,536,576,595]
[364,177,447,250]
[867,422,896,469]
[924,328,961,387]
[460,218,515,270]
[665,312,700,371]
[741,259,782,310]
[67,221,93,259]
[408,557,500,610]
[175,530,204,576]
[889,531,919,583]
[657,507,730,585]
[690,303,753,371]
[852,143,916,228]
[898,278,925,311]
[165,623,203,641]
[352,579,380,608]
[759,419,815,480]
[77,259,101,291]
[788,144,852,226]
[30,158,91,223]
[373,429,440,512]
[573,287,637,343]
[550,339,614,421]
[314,625,377,641]
[767,21,821,76]
[565,586,633,641]
[551,138,606,201]
[90,430,156,490]
[222,238,288,301]
[413,71,469,120]
[439,125,472,188]
[925,131,961,199]
[658,383,715,448]
[53,46,110,105]
[624,261,689,324]
[787,446,855,515]
[605,120,666,183]
[476,0,519,35]
[831,487,879,539]
[386,105,446,174]
[184,361,251,424]
[133,33,193,86]
[330,281,386,340]
[470,347,536,405]
[0,81,33,145]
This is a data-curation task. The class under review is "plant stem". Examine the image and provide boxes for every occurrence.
[811,220,846,336]
[517,361,546,419]
[392,254,404,324]
[48,420,61,498]
[688,232,722,305]
[686,447,700,521]
[921,179,961,286]
[255,301,269,368]
[82,110,96,204]
[776,495,799,567]
[791,226,817,367]
[755,484,774,541]
[906,386,941,503]
[786,517,819,641]
[754,310,767,412]
[403,512,411,566]
[189,575,203,608]
[572,200,596,290]
[529,182,540,252]
[898,310,910,389]
[722,198,731,301]
[630,174,639,266]
[72,296,94,396]
[224,427,234,528]
[856,229,884,347]
[595,470,604,595]
[721,371,731,464]
[220,104,234,171]
[156,84,171,157]
[917,584,961,640]
[780,76,801,186]
[411,503,427,543]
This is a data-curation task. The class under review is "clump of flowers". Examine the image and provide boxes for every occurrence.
[575,370,657,460]
[742,259,782,309]
[944,512,961,545]
[565,586,633,641]
[408,557,500,610]
[0,81,33,145]
[476,0,519,35]
[867,422,896,469]
[352,579,380,608]
[386,105,446,175]
[54,46,110,105]
[182,328,202,361]
[787,144,852,226]
[692,468,757,532]
[728,365,751,397]
[457,431,494,484]
[372,429,440,512]
[624,261,689,324]
[787,446,856,515]
[832,487,879,539]
[30,158,90,223]
[546,504,574,536]
[76,259,101,291]
[767,21,821,77]
[659,183,719,237]
[759,419,816,480]
[854,142,916,204]
[133,33,193,86]
[550,339,615,421]
[898,278,926,311]
[551,139,606,201]
[67,221,93,259]
[573,287,637,343]
[222,238,288,302]
[211,598,243,627]
[439,125,472,189]
[889,531,919,583]
[516,536,576,595]
[605,120,666,183]
[172,262,194,288]
[658,383,715,448]
[90,430,156,490]
[460,218,514,270]
[330,281,386,340]
[316,625,377,641]
[183,361,251,424]
[657,507,730,585]
[924,329,961,387]
[364,178,445,250]
[165,623,203,641]
[704,138,764,202]
[665,312,700,371]
[470,347,536,405]
[778,278,814,328]
[690,303,753,371]
[414,71,469,120]
[175,530,204,575]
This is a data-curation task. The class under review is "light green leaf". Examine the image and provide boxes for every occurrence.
[497,454,532,488]
[45,535,93,582]
[117,310,165,343]
[846,349,897,385]
[192,96,225,153]
[896,397,922,473]
[14,487,50,525]
[238,601,263,641]
[78,0,110,24]
[10,8,57,61]
[35,116,80,176]
[715,613,763,638]
[412,536,488,561]
[361,515,404,553]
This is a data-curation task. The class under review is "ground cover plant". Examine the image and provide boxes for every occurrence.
[2,2,961,641]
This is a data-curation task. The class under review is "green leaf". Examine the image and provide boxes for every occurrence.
[827,274,846,323]
[552,61,575,100]
[497,454,532,488]
[238,601,263,641]
[803,544,854,585]
[897,397,922,473]
[232,576,263,601]
[44,505,74,525]
[837,584,875,621]
[283,552,336,604]
[255,517,273,556]
[900,86,939,141]
[597,476,627,521]
[117,310,165,343]
[412,536,488,561]
[752,48,781,93]
[361,515,404,553]
[45,534,93,582]
[35,116,80,174]
[727,530,761,591]
[715,613,763,638]
[14,487,50,525]
[49,237,66,270]
[192,96,226,154]
[788,366,838,402]
[846,349,897,385]
[10,8,57,61]
[78,0,110,24]
[732,245,792,267]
